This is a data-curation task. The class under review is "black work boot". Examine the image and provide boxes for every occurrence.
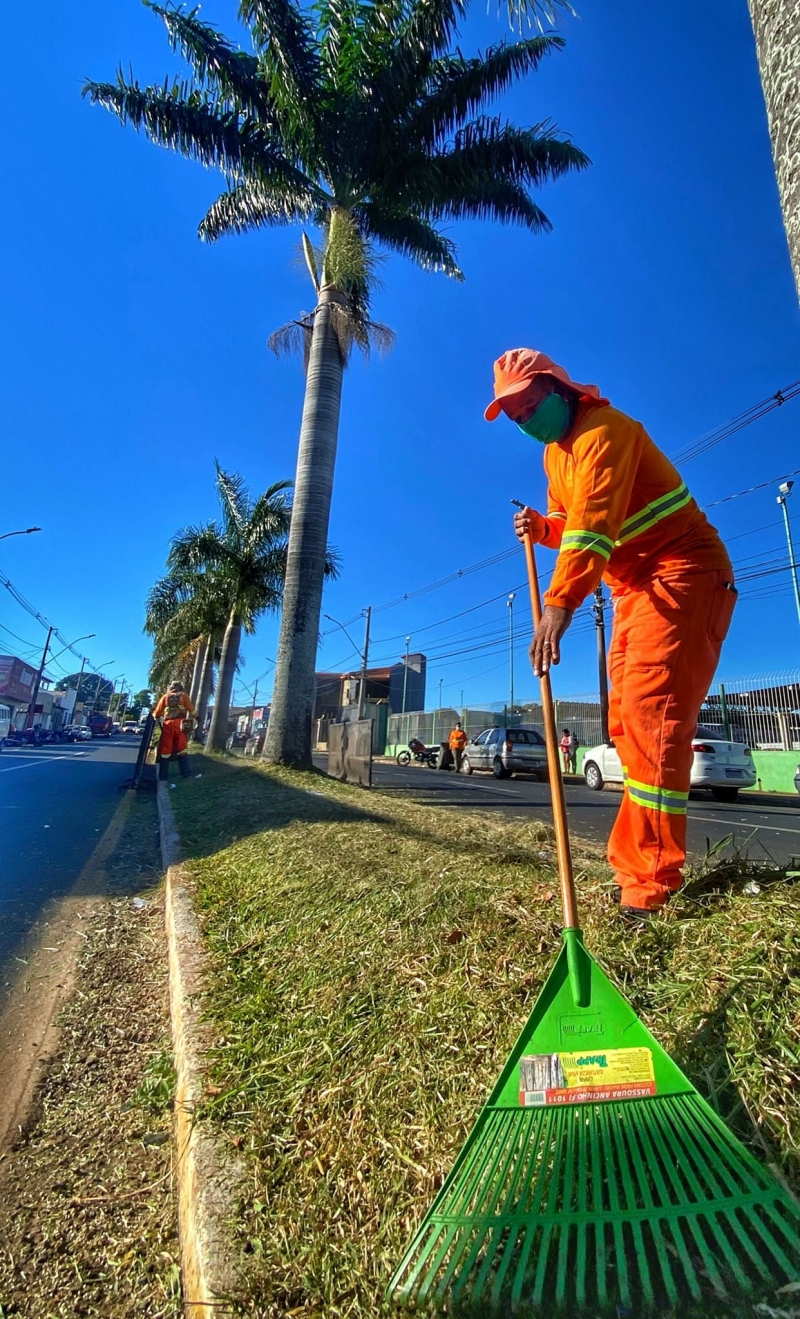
[178,754,192,779]
[158,757,169,781]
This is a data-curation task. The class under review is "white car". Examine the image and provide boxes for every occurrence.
[72,726,92,742]
[582,728,757,803]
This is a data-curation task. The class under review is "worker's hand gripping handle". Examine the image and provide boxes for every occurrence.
[513,500,588,1004]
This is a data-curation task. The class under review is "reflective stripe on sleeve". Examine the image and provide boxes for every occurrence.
[560,529,614,561]
[615,483,693,545]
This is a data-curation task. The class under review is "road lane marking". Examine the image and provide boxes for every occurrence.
[690,813,800,837]
[0,756,71,774]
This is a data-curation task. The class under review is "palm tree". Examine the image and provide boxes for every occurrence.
[747,2,800,302]
[83,0,589,767]
[145,569,229,738]
[167,462,338,751]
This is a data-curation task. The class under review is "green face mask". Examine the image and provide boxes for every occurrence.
[516,392,571,445]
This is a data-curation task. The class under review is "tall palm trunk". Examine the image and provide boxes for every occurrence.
[264,287,345,767]
[748,0,800,301]
[193,631,218,743]
[189,635,208,705]
[208,612,242,751]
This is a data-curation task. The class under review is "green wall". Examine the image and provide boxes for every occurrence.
[745,750,799,795]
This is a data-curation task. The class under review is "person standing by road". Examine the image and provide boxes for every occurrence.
[485,349,735,920]
[449,721,468,774]
[559,728,573,775]
[153,680,196,781]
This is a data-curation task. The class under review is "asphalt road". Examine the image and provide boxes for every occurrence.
[0,737,140,989]
[365,759,800,868]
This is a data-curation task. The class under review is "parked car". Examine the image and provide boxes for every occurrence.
[122,721,139,735]
[460,725,548,779]
[67,725,92,742]
[794,763,800,795]
[582,727,757,802]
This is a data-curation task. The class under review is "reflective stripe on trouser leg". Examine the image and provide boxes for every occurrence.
[607,568,735,909]
[160,720,188,760]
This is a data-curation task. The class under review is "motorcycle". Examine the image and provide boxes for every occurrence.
[396,737,440,768]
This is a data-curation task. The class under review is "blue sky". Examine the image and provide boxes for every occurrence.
[1,0,799,712]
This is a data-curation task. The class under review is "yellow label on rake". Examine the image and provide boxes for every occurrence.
[519,1048,656,1106]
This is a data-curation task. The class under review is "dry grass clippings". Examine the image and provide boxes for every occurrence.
[0,792,181,1318]
[171,756,800,1318]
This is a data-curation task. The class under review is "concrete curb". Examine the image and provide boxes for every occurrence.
[158,781,241,1316]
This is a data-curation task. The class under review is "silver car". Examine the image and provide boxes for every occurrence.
[460,726,548,780]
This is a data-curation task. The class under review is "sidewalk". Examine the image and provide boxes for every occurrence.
[161,753,800,1317]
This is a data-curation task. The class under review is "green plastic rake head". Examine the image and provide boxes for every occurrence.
[387,530,800,1315]
[388,937,800,1314]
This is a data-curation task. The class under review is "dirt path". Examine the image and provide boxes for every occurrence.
[0,787,181,1318]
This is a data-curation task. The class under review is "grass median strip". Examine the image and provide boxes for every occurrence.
[171,756,800,1318]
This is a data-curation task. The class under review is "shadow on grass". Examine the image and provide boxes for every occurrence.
[169,753,557,868]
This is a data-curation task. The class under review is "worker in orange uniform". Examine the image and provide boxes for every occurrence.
[153,680,196,780]
[485,349,736,920]
[449,720,468,773]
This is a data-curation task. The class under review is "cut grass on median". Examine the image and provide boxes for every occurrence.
[171,755,800,1319]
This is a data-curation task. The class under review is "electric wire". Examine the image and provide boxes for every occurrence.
[671,379,800,465]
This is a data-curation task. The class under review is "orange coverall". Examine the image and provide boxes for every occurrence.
[153,691,195,762]
[537,401,735,909]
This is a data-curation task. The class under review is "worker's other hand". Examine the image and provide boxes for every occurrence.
[513,507,546,544]
[530,605,573,676]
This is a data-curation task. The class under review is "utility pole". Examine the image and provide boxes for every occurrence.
[71,657,86,725]
[402,635,411,715]
[26,626,53,729]
[507,592,516,715]
[593,585,610,744]
[777,481,800,632]
[249,680,259,735]
[358,607,372,720]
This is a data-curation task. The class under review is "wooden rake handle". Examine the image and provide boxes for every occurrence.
[519,523,580,931]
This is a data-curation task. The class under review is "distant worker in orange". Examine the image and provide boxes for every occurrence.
[153,680,196,781]
[485,349,736,920]
[449,720,468,773]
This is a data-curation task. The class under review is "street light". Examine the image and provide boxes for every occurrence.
[324,611,371,717]
[507,592,516,715]
[402,635,411,715]
[89,661,116,715]
[48,633,96,665]
[0,527,41,542]
[777,481,800,632]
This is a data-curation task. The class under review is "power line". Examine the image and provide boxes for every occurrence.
[672,379,800,465]
[703,467,800,510]
[0,570,99,671]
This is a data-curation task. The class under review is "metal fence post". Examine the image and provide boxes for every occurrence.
[719,683,731,741]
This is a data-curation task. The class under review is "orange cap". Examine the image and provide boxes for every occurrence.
[484,348,605,421]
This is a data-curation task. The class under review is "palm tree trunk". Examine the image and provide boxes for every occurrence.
[264,287,345,768]
[193,631,218,743]
[208,612,242,752]
[748,0,800,301]
[189,635,208,706]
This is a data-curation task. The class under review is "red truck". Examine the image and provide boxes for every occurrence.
[88,714,114,738]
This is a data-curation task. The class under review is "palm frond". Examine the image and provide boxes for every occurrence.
[167,522,239,574]
[268,315,315,368]
[199,179,322,242]
[356,205,464,279]
[504,0,575,33]
[248,481,293,549]
[81,75,288,179]
[146,2,269,116]
[215,462,252,541]
[238,0,322,120]
[409,36,563,147]
[399,117,589,215]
